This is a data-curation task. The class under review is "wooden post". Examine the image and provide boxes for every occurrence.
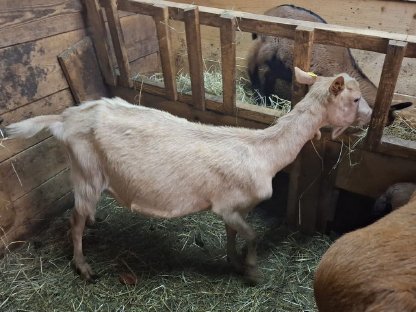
[291,26,315,106]
[366,40,407,151]
[184,6,205,111]
[154,4,177,101]
[104,0,132,88]
[315,140,342,232]
[84,0,116,86]
[220,13,236,115]
[287,26,317,233]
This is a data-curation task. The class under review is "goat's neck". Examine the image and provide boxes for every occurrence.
[346,67,377,106]
[258,99,326,175]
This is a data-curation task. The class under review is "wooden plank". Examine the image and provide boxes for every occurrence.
[336,149,416,198]
[58,37,110,103]
[291,26,315,105]
[121,14,158,62]
[0,171,72,252]
[166,0,416,35]
[184,6,205,110]
[0,13,84,49]
[104,0,132,87]
[287,140,324,233]
[379,135,416,159]
[0,89,74,126]
[153,4,177,101]
[0,29,86,114]
[0,137,68,201]
[0,89,75,162]
[103,13,159,75]
[0,0,84,48]
[365,40,408,150]
[129,52,161,75]
[316,140,342,232]
[0,184,14,234]
[287,25,316,232]
[220,14,236,114]
[84,0,116,86]
[117,0,159,16]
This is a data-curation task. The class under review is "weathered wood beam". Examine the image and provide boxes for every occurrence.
[220,14,237,115]
[366,40,407,150]
[184,6,205,110]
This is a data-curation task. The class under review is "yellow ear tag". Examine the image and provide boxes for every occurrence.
[307,72,317,77]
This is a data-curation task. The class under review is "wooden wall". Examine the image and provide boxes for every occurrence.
[0,0,159,251]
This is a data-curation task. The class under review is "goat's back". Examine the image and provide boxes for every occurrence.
[57,98,267,218]
[314,195,416,312]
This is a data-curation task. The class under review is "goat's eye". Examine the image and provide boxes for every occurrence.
[354,98,360,103]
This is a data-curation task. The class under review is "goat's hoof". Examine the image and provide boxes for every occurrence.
[73,261,97,282]
[244,266,262,286]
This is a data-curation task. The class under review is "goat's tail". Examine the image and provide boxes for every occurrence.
[5,115,64,139]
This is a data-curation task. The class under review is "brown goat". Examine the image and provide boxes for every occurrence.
[314,188,416,311]
[247,4,413,115]
[5,68,371,284]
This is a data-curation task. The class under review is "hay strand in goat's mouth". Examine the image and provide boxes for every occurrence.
[0,196,331,311]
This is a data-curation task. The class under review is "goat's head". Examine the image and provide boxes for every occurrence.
[295,67,372,139]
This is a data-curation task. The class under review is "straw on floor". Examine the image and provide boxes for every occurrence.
[0,196,331,312]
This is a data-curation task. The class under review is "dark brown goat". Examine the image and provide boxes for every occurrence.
[247,4,413,116]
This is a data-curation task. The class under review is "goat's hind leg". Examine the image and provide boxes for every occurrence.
[225,224,244,274]
[71,191,100,282]
[223,212,261,285]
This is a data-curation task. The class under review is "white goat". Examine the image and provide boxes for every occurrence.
[5,68,371,284]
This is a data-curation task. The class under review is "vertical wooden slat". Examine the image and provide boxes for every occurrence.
[104,0,132,87]
[287,26,316,233]
[316,140,342,232]
[154,4,177,101]
[84,0,116,86]
[291,26,315,105]
[366,40,407,151]
[184,6,205,111]
[220,14,236,115]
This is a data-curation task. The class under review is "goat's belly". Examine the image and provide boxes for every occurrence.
[129,197,211,219]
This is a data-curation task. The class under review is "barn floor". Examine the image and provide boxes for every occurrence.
[0,195,332,312]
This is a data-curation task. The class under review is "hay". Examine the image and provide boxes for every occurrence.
[0,196,331,311]
[134,68,292,114]
[384,115,416,141]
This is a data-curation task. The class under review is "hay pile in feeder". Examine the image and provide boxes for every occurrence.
[384,114,416,142]
[134,69,416,142]
[134,69,292,114]
[0,196,331,311]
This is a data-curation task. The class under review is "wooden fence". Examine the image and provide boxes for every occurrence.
[85,0,416,232]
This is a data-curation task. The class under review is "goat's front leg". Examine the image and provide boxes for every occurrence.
[223,212,261,285]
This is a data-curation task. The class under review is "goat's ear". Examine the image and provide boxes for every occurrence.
[329,76,345,96]
[386,102,412,126]
[294,67,317,85]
